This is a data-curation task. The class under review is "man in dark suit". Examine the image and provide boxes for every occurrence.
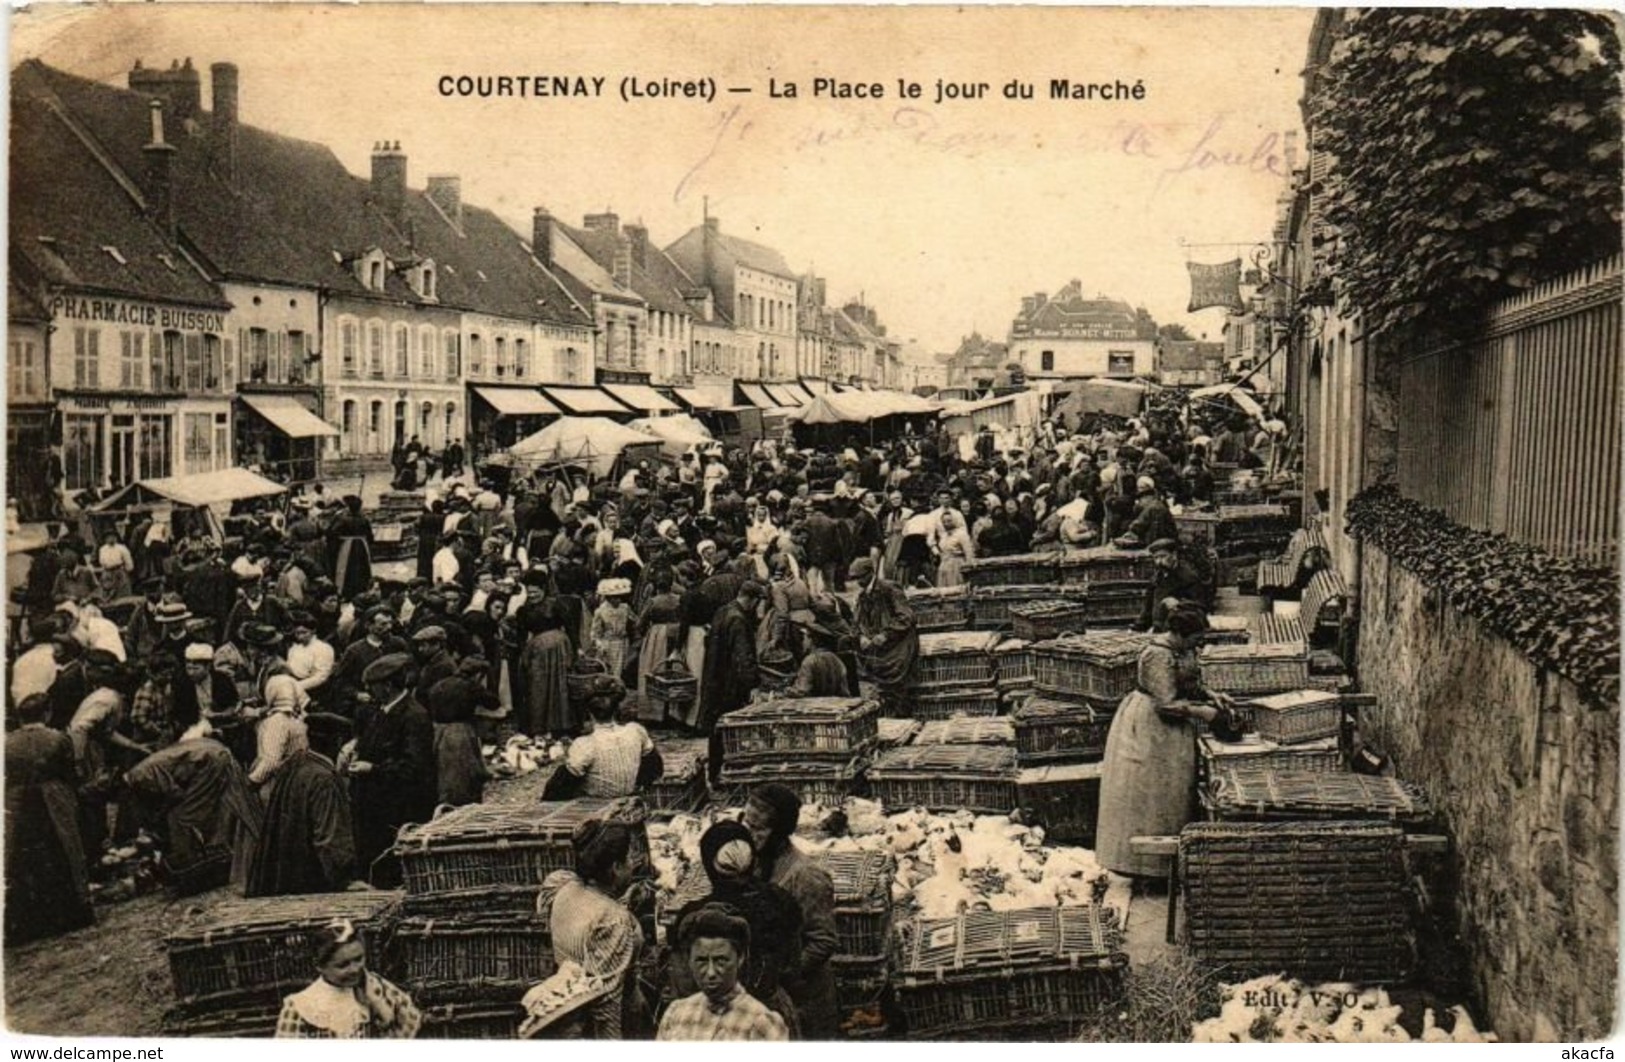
[344,653,434,888]
[700,581,762,784]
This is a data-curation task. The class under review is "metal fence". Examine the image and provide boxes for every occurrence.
[1397,254,1621,566]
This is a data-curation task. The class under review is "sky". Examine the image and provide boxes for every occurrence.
[11,4,1315,359]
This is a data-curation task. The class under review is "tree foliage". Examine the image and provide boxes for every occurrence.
[1310,9,1622,336]
[1157,323,1194,342]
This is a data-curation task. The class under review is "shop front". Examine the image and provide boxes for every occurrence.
[235,392,338,484]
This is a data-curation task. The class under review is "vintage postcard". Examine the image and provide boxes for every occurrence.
[5,2,1619,1050]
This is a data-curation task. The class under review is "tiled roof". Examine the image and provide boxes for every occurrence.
[23,60,592,328]
[10,71,226,308]
[8,274,51,322]
[564,223,691,317]
[1159,340,1225,371]
[713,231,794,279]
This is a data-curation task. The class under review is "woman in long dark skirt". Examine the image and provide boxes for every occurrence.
[4,695,94,944]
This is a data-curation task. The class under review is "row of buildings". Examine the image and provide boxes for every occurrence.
[7,57,911,517]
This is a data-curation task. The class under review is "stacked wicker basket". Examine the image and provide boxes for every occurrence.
[162,892,405,1038]
[911,632,1005,721]
[645,736,710,818]
[386,797,650,1037]
[713,696,880,806]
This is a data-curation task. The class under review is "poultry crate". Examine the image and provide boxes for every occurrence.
[714,756,869,807]
[891,906,1127,1040]
[962,552,1057,588]
[1196,734,1344,788]
[868,744,1019,815]
[1204,766,1433,827]
[905,586,972,632]
[393,798,649,911]
[876,717,923,749]
[970,585,1085,631]
[1245,689,1345,745]
[645,658,698,721]
[993,638,1034,691]
[916,631,1004,685]
[913,716,1016,747]
[1016,762,1104,846]
[1010,696,1111,765]
[1009,599,1094,642]
[716,696,880,763]
[1032,631,1152,705]
[1198,642,1310,695]
[1180,820,1415,983]
[164,891,404,1012]
[910,683,1001,721]
[1056,546,1157,588]
[646,738,709,818]
[388,914,555,1006]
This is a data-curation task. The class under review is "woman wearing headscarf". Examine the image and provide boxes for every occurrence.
[668,821,803,1034]
[742,784,838,1039]
[248,663,312,791]
[1095,603,1240,880]
[632,568,683,724]
[534,820,649,1039]
[326,496,374,601]
[850,557,919,716]
[744,503,779,581]
[933,508,976,589]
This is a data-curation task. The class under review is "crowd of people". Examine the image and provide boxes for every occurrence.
[4,392,1294,1039]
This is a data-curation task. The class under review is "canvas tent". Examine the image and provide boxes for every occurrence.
[1051,378,1148,420]
[89,468,288,544]
[630,414,717,459]
[1189,382,1265,420]
[508,416,659,478]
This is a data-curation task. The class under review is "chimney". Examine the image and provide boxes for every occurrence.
[142,100,178,240]
[532,208,554,267]
[583,212,620,234]
[625,224,649,270]
[426,175,462,228]
[209,62,238,187]
[370,140,406,221]
[129,58,201,124]
[1021,296,1036,316]
[1282,129,1300,174]
[612,235,633,288]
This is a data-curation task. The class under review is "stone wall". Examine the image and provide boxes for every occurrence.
[1357,543,1618,1041]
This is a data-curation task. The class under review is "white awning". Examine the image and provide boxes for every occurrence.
[738,383,777,409]
[241,395,339,438]
[673,386,733,410]
[603,383,679,413]
[94,468,287,510]
[542,387,634,415]
[473,386,561,417]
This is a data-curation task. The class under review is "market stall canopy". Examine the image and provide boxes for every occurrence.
[737,383,778,410]
[472,387,562,417]
[630,414,716,458]
[603,383,679,414]
[1054,378,1148,419]
[93,468,288,511]
[541,386,634,416]
[765,383,810,407]
[793,390,940,424]
[1190,381,1265,420]
[509,416,657,477]
[673,385,733,410]
[240,395,340,438]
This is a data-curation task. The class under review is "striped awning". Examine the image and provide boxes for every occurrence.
[542,387,634,415]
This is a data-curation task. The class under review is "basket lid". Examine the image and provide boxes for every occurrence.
[1016,761,1103,784]
[994,638,1032,652]
[717,696,876,725]
[165,891,404,945]
[809,848,896,905]
[1057,545,1149,565]
[877,718,923,746]
[894,906,1122,974]
[914,717,1015,746]
[1198,734,1340,758]
[963,552,1053,570]
[1199,642,1307,663]
[905,586,969,602]
[1011,696,1097,721]
[1035,630,1152,665]
[1245,689,1342,711]
[918,632,1004,656]
[1209,766,1431,818]
[870,743,1016,776]
[716,757,865,782]
[395,797,645,848]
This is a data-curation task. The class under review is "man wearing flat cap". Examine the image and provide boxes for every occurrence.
[343,652,434,887]
[410,625,457,706]
[1137,538,1211,633]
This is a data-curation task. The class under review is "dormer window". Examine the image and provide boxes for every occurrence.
[369,261,383,291]
[422,267,435,299]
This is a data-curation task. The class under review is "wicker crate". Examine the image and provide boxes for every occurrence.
[389,914,555,1005]
[905,586,971,632]
[1078,587,1146,627]
[165,891,404,1009]
[647,738,709,817]
[877,717,922,748]
[813,849,897,961]
[645,657,698,719]
[1010,599,1093,642]
[1010,696,1109,764]
[1175,510,1222,546]
[161,1005,279,1039]
[1197,735,1343,787]
[1057,546,1157,588]
[891,906,1127,1040]
[716,696,879,762]
[1017,762,1103,846]
[916,632,1003,685]
[970,585,1083,630]
[714,756,868,807]
[394,798,649,899]
[1180,820,1414,982]
[914,716,1015,747]
[1199,642,1309,694]
[994,639,1034,688]
[833,957,890,1039]
[911,683,1001,721]
[869,744,1018,814]
[1032,631,1152,703]
[420,1002,526,1039]
[962,553,1056,588]
[1206,766,1433,826]
[1246,689,1344,745]
[566,656,610,705]
[1198,614,1253,647]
